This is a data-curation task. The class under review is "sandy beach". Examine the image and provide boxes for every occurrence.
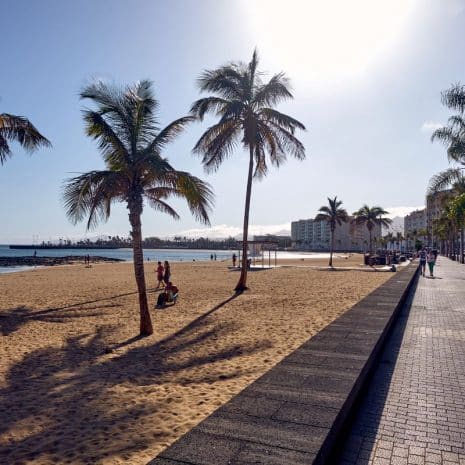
[0,256,391,464]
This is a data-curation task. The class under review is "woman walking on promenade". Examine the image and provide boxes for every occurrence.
[419,248,427,276]
[427,250,436,278]
[163,260,171,286]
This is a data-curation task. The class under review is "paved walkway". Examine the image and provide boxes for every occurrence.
[338,257,465,465]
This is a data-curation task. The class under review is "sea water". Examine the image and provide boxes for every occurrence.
[0,245,332,274]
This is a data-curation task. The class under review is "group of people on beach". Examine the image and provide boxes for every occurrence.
[155,260,171,288]
[418,247,437,278]
[154,260,178,308]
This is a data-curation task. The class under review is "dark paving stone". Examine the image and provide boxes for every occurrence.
[159,430,241,465]
[197,411,327,453]
[232,442,316,465]
[272,401,339,428]
[221,394,282,418]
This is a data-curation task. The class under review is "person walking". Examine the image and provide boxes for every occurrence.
[155,261,164,289]
[163,260,171,286]
[232,253,237,267]
[418,248,427,277]
[427,250,436,278]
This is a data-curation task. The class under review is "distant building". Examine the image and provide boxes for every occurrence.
[404,209,426,235]
[291,216,381,251]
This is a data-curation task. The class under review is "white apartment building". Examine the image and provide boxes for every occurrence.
[291,217,382,251]
[404,209,426,235]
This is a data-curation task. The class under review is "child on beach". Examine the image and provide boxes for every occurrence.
[155,261,164,289]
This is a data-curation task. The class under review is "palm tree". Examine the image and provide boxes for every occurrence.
[315,196,348,267]
[352,205,392,255]
[396,231,404,252]
[0,112,50,164]
[63,80,213,336]
[447,193,465,263]
[190,50,306,291]
[429,84,465,193]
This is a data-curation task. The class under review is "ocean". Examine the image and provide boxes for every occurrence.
[0,245,330,274]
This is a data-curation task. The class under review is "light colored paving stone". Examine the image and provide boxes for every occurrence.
[338,257,465,463]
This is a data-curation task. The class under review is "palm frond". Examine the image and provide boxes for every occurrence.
[161,171,214,224]
[253,73,293,107]
[82,110,129,166]
[428,168,465,194]
[267,122,306,160]
[197,66,244,100]
[144,116,195,155]
[190,97,230,120]
[63,171,126,230]
[0,113,51,164]
[258,108,306,132]
[441,83,465,113]
[192,120,240,172]
[431,126,454,144]
[144,191,181,220]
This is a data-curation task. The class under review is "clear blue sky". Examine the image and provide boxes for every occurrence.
[1,0,464,243]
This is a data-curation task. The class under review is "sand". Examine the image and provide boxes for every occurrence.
[0,256,391,464]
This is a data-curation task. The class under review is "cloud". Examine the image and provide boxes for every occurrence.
[174,223,291,239]
[385,206,425,218]
[421,121,442,133]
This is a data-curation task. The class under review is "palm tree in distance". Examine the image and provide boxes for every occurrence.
[0,112,50,164]
[352,205,392,255]
[63,80,213,336]
[191,50,306,291]
[315,196,348,267]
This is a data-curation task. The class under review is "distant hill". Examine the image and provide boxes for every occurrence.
[383,216,404,235]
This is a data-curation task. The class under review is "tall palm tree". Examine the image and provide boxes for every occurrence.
[190,50,306,291]
[63,80,213,336]
[315,196,348,267]
[0,112,50,164]
[352,205,392,255]
[447,193,465,263]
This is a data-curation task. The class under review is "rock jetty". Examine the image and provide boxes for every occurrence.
[0,256,123,267]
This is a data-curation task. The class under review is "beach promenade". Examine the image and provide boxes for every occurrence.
[338,256,465,464]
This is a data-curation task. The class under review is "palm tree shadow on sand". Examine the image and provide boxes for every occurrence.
[0,292,270,464]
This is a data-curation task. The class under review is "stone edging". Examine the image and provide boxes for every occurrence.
[149,263,419,465]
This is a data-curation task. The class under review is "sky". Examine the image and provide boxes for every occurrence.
[1,0,464,243]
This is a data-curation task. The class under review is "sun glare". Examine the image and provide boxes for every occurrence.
[243,0,415,81]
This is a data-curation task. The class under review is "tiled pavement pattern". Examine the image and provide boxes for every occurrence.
[337,257,465,465]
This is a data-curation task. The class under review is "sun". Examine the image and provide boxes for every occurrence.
[242,0,415,81]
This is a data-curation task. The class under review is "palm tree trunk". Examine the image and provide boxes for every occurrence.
[368,228,373,255]
[459,228,463,263]
[235,146,254,292]
[128,201,153,336]
[329,226,335,267]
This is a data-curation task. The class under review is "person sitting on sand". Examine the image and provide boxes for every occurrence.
[155,261,164,289]
[156,281,179,308]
